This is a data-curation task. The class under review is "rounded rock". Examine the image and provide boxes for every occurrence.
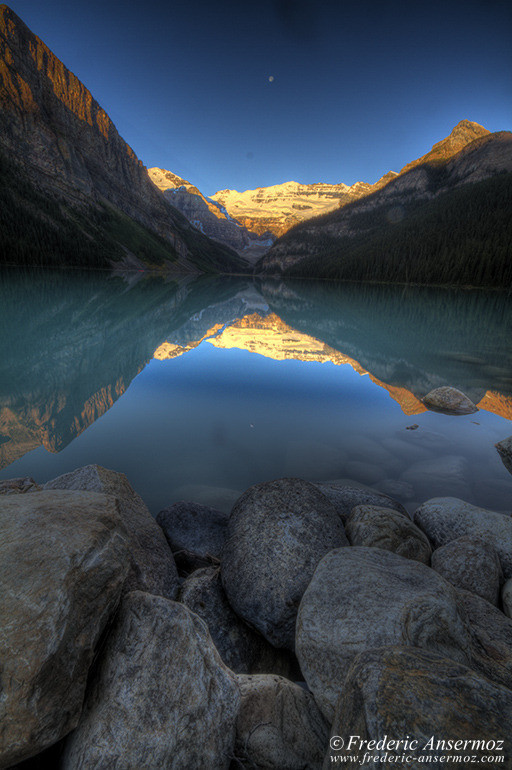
[222,478,347,650]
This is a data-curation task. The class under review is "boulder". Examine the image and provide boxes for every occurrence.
[456,589,512,690]
[222,478,347,649]
[62,592,240,770]
[0,490,129,768]
[345,505,431,563]
[413,497,512,577]
[422,386,478,415]
[326,646,512,768]
[431,537,502,604]
[180,567,295,676]
[235,674,328,770]
[496,435,512,476]
[295,547,473,722]
[503,577,512,618]
[157,500,228,573]
[0,477,40,495]
[314,480,408,523]
[45,464,179,598]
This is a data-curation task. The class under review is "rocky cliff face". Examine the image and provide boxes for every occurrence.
[258,123,512,275]
[210,173,399,238]
[207,120,495,244]
[0,5,245,272]
[148,168,275,261]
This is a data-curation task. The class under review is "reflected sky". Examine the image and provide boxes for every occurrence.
[0,270,511,513]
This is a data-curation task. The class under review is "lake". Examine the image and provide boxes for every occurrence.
[0,268,511,514]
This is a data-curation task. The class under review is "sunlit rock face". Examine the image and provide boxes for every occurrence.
[210,175,398,238]
[258,121,512,273]
[0,6,245,271]
[148,168,275,260]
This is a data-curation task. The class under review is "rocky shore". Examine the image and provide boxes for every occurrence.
[1,462,512,769]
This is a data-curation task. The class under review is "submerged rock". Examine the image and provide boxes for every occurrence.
[45,464,179,598]
[399,454,470,500]
[222,478,347,649]
[326,646,512,768]
[496,435,512,476]
[296,547,473,722]
[180,567,295,676]
[235,674,328,770]
[0,490,129,768]
[414,497,512,577]
[422,386,478,415]
[345,504,431,563]
[157,500,228,573]
[431,537,502,605]
[62,592,240,770]
[314,480,408,523]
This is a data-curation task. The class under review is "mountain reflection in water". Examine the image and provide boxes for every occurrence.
[0,269,511,513]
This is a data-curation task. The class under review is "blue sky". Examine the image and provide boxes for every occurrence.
[6,0,512,195]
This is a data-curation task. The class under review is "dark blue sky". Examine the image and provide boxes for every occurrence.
[7,0,512,195]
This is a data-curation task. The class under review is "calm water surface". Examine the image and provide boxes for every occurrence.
[0,269,511,514]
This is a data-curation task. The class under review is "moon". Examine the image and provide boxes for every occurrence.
[268,75,274,82]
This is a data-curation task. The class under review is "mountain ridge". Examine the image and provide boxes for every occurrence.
[0,4,246,272]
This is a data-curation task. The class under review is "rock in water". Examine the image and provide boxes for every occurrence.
[496,435,512,476]
[62,592,240,770]
[235,674,328,770]
[345,504,431,563]
[156,500,228,573]
[422,386,478,415]
[180,567,294,676]
[45,464,179,598]
[414,497,512,577]
[0,490,129,768]
[296,547,473,722]
[222,478,347,649]
[326,647,512,768]
[431,537,502,604]
[314,481,408,523]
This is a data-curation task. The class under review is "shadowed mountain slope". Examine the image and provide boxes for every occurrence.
[0,5,246,272]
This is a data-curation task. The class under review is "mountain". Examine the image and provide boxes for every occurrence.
[210,173,399,238]
[257,122,512,287]
[148,168,275,262]
[0,5,246,272]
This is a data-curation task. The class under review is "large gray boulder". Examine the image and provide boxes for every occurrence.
[296,547,473,722]
[62,592,240,770]
[180,567,294,676]
[325,646,512,769]
[235,674,328,770]
[314,481,408,523]
[345,505,431,563]
[222,478,347,650]
[413,497,512,577]
[0,490,129,769]
[431,537,502,604]
[455,589,512,690]
[157,500,228,573]
[422,386,478,415]
[45,464,179,598]
[496,435,512,476]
